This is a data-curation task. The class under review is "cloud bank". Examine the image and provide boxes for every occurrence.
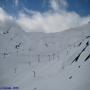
[0,0,90,33]
[17,10,90,33]
[0,8,13,22]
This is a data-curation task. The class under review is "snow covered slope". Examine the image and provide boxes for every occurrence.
[0,21,90,90]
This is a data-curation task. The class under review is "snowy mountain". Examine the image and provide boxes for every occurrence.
[0,21,90,90]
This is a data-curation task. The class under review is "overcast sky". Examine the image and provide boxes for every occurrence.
[0,0,90,33]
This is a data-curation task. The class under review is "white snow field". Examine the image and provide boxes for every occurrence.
[0,20,90,90]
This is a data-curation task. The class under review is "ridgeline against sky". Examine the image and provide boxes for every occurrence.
[0,0,90,33]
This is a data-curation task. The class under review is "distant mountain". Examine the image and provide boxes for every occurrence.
[0,21,90,90]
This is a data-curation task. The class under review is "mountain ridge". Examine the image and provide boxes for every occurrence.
[0,21,90,90]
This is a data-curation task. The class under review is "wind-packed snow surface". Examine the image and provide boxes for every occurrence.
[0,21,90,90]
